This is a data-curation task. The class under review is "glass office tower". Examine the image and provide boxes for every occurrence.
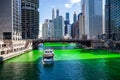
[81,0,103,39]
[105,0,120,40]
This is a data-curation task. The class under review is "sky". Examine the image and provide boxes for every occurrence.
[39,0,81,25]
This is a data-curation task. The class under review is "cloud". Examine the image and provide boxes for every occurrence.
[71,0,81,4]
[65,4,72,8]
[65,0,81,8]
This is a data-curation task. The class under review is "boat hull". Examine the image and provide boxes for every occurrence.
[42,59,54,65]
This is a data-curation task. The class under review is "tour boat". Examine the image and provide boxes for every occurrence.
[42,49,54,65]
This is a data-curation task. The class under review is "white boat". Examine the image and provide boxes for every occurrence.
[42,49,54,65]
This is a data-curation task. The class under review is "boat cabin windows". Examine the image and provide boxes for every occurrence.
[44,57,53,59]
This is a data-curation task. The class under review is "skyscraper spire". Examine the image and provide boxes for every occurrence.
[52,8,55,20]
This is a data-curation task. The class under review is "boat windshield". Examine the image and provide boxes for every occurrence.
[50,51,52,53]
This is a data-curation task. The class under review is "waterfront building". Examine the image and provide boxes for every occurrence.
[105,0,120,40]
[81,0,103,39]
[0,0,22,40]
[42,19,49,39]
[0,0,33,58]
[54,16,64,39]
[21,0,39,39]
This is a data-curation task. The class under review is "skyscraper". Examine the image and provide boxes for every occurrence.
[81,0,103,39]
[105,0,120,40]
[79,13,85,39]
[56,9,59,17]
[49,20,54,39]
[66,13,70,20]
[52,8,55,20]
[54,16,64,39]
[0,0,22,40]
[21,0,39,39]
[73,11,77,23]
[64,12,70,35]
[42,19,49,39]
[79,0,86,39]
[71,21,79,39]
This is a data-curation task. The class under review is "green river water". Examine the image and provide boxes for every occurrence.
[0,43,120,80]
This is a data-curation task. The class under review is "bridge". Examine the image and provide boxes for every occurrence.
[32,39,94,48]
[33,39,92,43]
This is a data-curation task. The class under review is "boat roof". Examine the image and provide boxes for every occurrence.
[44,49,54,54]
[43,49,54,57]
[44,49,53,51]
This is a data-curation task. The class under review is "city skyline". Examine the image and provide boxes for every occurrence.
[39,0,105,37]
[39,0,81,25]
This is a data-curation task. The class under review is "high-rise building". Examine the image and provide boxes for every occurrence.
[0,0,22,40]
[66,13,70,20]
[67,24,71,37]
[64,20,70,35]
[56,9,59,17]
[81,0,103,39]
[105,0,120,40]
[49,20,54,39]
[42,19,49,39]
[79,13,85,39]
[52,8,55,20]
[54,16,64,39]
[21,0,39,39]
[64,12,70,35]
[73,11,77,23]
[42,19,54,39]
[71,21,79,39]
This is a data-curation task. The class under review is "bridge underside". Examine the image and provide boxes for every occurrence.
[33,39,93,49]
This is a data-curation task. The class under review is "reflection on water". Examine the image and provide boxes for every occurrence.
[0,43,120,80]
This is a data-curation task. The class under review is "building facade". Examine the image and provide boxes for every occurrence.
[81,0,103,39]
[105,0,120,40]
[56,9,59,17]
[71,21,79,39]
[66,13,70,20]
[79,13,85,39]
[49,20,54,39]
[64,12,70,35]
[21,0,39,39]
[73,12,77,23]
[0,0,22,40]
[54,16,64,39]
[52,8,55,20]
[42,19,49,39]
